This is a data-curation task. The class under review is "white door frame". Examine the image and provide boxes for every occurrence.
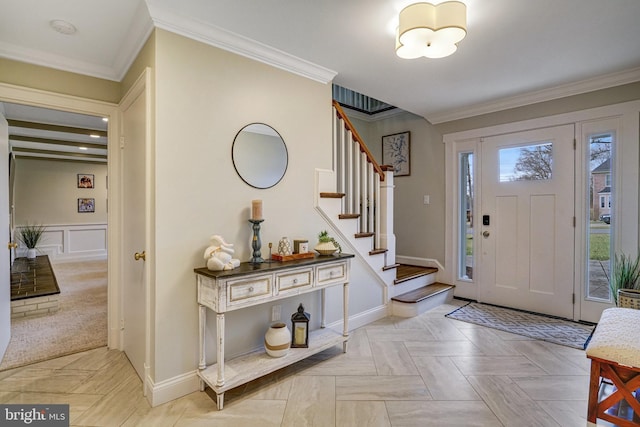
[444,100,640,321]
[0,82,122,349]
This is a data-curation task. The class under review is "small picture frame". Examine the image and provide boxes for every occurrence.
[78,198,95,213]
[77,174,94,188]
[382,131,411,177]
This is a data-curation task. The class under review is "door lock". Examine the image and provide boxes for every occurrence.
[482,231,490,238]
[134,251,146,261]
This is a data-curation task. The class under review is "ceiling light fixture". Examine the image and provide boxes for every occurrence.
[102,117,109,122]
[89,134,100,138]
[49,19,77,35]
[79,147,88,151]
[395,1,467,59]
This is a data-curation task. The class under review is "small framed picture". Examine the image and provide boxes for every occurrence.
[382,131,411,177]
[78,174,94,188]
[78,198,95,213]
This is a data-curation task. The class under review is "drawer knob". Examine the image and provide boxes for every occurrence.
[248,286,254,292]
[293,279,298,284]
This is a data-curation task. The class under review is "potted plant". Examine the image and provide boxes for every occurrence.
[17,223,46,259]
[315,230,342,255]
[609,251,640,309]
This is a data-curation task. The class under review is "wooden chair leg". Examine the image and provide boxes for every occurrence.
[588,359,601,423]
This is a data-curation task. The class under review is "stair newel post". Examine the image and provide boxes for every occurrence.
[379,169,395,265]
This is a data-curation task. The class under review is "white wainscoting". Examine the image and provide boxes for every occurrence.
[15,223,107,261]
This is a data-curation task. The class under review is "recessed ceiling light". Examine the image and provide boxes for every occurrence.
[79,147,88,151]
[89,134,100,138]
[49,20,77,35]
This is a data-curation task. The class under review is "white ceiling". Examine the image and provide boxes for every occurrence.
[1,0,640,124]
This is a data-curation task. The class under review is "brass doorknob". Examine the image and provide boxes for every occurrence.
[134,251,146,261]
[7,242,17,250]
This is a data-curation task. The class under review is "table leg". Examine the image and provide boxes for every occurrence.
[343,281,349,353]
[198,305,207,371]
[216,313,225,387]
[217,392,225,410]
[321,288,326,328]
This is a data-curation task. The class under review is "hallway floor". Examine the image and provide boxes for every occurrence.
[0,300,605,426]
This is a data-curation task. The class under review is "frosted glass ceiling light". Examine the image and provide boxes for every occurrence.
[396,1,467,59]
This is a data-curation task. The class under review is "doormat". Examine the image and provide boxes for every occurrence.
[445,302,595,350]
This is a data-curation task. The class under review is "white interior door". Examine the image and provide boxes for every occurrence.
[0,114,10,359]
[479,125,575,318]
[121,74,149,382]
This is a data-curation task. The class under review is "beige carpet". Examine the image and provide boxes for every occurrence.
[0,259,107,371]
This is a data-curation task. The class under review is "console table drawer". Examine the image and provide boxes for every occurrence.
[316,262,348,286]
[277,268,313,294]
[227,276,272,305]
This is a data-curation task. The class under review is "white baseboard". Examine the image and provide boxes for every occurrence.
[325,304,389,332]
[145,370,201,407]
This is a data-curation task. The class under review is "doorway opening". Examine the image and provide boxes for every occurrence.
[0,102,109,370]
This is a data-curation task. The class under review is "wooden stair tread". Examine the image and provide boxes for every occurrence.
[394,264,438,285]
[354,232,374,238]
[391,283,454,304]
[382,263,400,271]
[319,192,345,198]
[339,213,360,219]
[369,248,388,255]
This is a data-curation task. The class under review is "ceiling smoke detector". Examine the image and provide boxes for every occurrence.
[49,20,77,35]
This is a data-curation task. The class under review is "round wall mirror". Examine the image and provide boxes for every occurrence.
[232,123,288,189]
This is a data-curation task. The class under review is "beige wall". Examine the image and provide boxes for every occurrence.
[152,30,381,381]
[435,81,640,135]
[0,58,120,104]
[13,158,108,225]
[345,111,446,264]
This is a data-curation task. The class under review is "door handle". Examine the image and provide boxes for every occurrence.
[7,242,17,250]
[482,231,490,238]
[134,251,146,261]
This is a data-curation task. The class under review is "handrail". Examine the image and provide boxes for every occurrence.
[332,100,386,181]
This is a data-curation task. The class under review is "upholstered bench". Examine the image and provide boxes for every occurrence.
[586,307,640,426]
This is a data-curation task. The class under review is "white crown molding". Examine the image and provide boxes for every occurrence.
[147,3,337,84]
[0,40,121,81]
[113,1,155,81]
[429,66,640,124]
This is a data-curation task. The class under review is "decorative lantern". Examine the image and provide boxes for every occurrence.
[291,303,310,348]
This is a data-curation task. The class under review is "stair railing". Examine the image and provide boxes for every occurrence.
[332,100,393,253]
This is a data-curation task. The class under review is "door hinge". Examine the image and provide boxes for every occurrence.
[572,293,575,304]
[573,138,576,150]
[120,136,125,149]
[120,318,125,330]
[573,216,576,227]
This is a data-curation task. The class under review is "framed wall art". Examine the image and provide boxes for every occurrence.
[77,174,94,188]
[78,198,95,213]
[382,131,411,176]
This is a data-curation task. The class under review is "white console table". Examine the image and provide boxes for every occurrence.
[195,253,353,409]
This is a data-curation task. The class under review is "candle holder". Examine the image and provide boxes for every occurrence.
[249,219,264,264]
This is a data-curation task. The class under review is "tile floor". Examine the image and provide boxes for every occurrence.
[0,300,610,426]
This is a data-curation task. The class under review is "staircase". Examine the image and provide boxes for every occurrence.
[315,101,454,316]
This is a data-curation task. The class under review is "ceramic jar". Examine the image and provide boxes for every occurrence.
[277,237,292,256]
[314,241,337,256]
[264,322,291,357]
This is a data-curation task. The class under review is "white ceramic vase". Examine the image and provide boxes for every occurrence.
[264,322,291,357]
[26,248,37,259]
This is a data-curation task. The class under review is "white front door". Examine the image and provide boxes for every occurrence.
[0,114,10,359]
[479,125,575,318]
[120,73,149,382]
